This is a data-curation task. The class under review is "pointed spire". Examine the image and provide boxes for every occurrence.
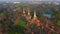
[34,10,37,18]
[27,8,31,20]
[28,8,30,16]
[23,8,25,14]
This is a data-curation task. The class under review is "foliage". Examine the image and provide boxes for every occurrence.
[0,24,2,28]
[39,14,44,20]
[17,18,27,29]
[0,13,4,17]
[5,20,10,25]
[8,30,24,34]
[57,20,60,26]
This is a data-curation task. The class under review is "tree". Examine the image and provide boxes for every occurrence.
[57,20,60,26]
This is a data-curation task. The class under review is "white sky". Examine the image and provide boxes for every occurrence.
[0,0,60,1]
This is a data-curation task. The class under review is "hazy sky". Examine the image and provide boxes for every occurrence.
[0,0,59,1]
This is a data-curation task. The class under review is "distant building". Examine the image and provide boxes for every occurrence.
[13,2,20,4]
[43,11,54,19]
[44,13,52,18]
